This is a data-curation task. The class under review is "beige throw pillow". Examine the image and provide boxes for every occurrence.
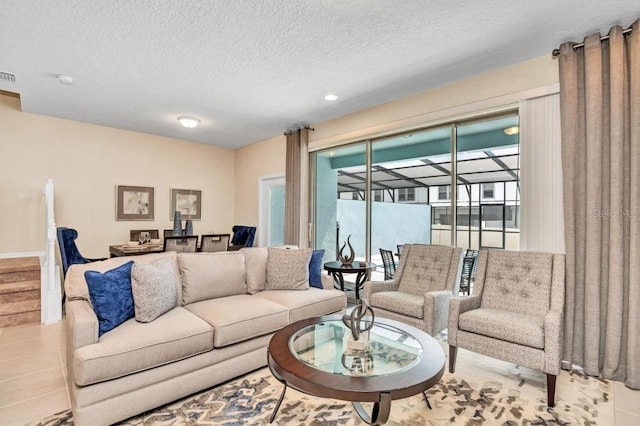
[179,252,247,305]
[242,247,269,294]
[131,257,178,322]
[266,247,312,290]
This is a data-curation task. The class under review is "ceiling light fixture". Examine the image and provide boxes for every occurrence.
[57,74,74,85]
[324,93,338,101]
[504,126,519,136]
[177,116,200,128]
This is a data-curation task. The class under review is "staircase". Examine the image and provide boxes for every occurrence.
[0,257,41,327]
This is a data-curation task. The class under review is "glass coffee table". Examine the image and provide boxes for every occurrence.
[267,315,445,425]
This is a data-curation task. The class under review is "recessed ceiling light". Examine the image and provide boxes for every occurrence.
[177,116,200,128]
[57,74,74,85]
[324,93,338,101]
[504,126,519,136]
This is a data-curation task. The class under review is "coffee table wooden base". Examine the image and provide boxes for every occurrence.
[267,316,444,425]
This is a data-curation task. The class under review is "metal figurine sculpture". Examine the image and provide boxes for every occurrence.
[338,234,356,265]
[342,298,375,341]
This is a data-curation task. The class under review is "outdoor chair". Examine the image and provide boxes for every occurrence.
[163,236,198,253]
[363,244,464,336]
[459,249,479,295]
[379,248,396,280]
[448,249,565,407]
[200,234,230,252]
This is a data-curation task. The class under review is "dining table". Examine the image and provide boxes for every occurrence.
[109,243,164,258]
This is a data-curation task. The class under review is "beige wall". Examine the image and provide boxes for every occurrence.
[0,94,235,257]
[234,55,560,232]
[234,134,286,229]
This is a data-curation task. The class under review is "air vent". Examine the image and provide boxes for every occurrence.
[0,71,16,82]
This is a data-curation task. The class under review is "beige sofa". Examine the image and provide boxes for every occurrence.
[64,248,346,426]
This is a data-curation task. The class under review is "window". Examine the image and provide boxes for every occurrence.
[398,188,415,202]
[482,183,495,199]
[373,190,383,202]
[438,186,450,201]
[351,192,360,200]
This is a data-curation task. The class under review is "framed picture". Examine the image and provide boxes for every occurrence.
[116,185,155,220]
[171,188,202,220]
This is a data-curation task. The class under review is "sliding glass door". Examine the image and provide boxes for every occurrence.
[311,112,520,269]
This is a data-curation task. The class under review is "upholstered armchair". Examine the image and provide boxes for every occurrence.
[448,249,565,407]
[363,244,464,336]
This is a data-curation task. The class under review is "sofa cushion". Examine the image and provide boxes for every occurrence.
[179,252,247,305]
[242,247,269,294]
[131,257,178,322]
[66,252,181,303]
[266,247,312,290]
[73,307,213,386]
[253,288,346,323]
[85,261,135,336]
[369,291,424,319]
[185,295,288,347]
[459,308,545,349]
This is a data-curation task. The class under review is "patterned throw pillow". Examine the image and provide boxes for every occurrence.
[85,261,135,336]
[131,257,178,322]
[266,247,313,290]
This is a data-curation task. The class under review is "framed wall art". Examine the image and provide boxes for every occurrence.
[116,185,155,220]
[170,188,202,220]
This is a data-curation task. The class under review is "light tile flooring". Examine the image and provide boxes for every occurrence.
[1,320,639,425]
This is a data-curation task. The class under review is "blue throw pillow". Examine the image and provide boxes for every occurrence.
[309,249,325,289]
[85,261,135,336]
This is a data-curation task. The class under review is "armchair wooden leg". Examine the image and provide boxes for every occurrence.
[449,345,457,373]
[546,373,557,407]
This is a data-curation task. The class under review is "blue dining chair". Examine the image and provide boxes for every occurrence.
[231,225,256,248]
[57,227,106,278]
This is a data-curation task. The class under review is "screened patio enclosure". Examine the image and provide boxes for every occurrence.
[312,114,520,276]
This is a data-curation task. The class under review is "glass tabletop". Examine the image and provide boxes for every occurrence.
[288,319,422,377]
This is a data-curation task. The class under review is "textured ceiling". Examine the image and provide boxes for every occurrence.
[0,1,637,149]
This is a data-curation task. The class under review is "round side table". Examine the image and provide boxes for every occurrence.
[323,261,376,300]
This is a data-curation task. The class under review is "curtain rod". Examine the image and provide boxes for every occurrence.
[552,26,633,58]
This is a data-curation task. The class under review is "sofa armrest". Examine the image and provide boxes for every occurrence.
[66,299,99,349]
[544,308,563,375]
[423,290,453,336]
[320,274,335,290]
[362,280,399,301]
[447,294,481,345]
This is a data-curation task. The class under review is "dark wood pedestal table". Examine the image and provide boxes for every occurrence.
[323,261,377,300]
[267,315,445,425]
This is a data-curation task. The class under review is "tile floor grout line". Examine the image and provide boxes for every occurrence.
[615,407,640,417]
[57,342,71,408]
[0,364,62,384]
[0,350,62,369]
[0,387,68,411]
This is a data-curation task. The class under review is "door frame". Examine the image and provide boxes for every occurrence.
[258,174,285,247]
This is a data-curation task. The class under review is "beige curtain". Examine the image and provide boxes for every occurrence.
[559,19,639,389]
[284,127,309,246]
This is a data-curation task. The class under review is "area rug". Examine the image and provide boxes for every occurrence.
[31,346,612,426]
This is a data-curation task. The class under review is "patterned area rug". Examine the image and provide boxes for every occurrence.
[32,349,614,426]
[31,344,612,426]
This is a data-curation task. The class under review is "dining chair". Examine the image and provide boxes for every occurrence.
[163,236,198,253]
[130,229,159,241]
[379,248,396,280]
[164,229,176,238]
[200,234,230,252]
[396,244,405,257]
[57,227,106,278]
[231,225,256,248]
